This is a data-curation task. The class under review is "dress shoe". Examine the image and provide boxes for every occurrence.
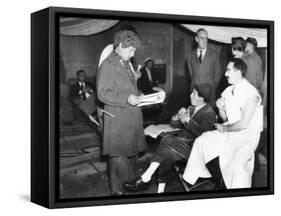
[112,191,124,196]
[123,177,151,192]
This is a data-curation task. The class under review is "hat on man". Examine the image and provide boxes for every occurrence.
[144,57,153,64]
[231,37,246,51]
[246,37,258,48]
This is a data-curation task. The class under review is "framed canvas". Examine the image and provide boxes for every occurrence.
[31,6,274,208]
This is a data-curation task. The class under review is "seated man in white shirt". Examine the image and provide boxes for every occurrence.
[181,58,263,190]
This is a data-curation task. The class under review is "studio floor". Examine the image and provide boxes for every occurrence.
[59,123,268,199]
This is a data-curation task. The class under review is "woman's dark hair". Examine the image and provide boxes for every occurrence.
[194,83,212,103]
[113,29,141,49]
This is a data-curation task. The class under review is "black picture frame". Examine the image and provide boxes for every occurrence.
[31,6,274,208]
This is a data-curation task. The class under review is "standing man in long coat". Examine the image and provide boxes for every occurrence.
[187,28,222,106]
[97,29,146,195]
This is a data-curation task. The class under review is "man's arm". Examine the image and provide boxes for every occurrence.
[216,98,227,122]
[184,111,216,136]
[256,56,264,90]
[216,95,259,132]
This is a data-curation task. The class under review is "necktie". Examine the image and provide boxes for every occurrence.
[122,60,135,80]
[198,50,203,63]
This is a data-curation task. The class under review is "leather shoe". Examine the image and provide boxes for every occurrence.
[112,191,124,196]
[123,177,150,192]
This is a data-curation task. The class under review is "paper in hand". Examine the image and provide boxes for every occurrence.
[144,124,180,138]
[137,88,166,107]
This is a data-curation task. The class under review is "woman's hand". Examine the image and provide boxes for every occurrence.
[214,123,226,132]
[178,107,187,115]
[179,113,190,124]
[127,95,140,106]
[172,114,179,121]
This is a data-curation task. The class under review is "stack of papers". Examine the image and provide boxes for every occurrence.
[137,90,166,107]
[144,124,180,139]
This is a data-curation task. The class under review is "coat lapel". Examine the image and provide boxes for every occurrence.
[192,49,200,65]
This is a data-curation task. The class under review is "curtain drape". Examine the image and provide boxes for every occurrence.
[60,17,119,36]
[181,24,267,47]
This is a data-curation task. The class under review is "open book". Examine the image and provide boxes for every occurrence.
[144,124,181,139]
[137,89,166,107]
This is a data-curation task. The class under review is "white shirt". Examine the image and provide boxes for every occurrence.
[221,78,263,134]
[145,67,153,83]
[78,81,91,98]
[197,48,207,60]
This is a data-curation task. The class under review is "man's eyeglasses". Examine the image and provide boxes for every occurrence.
[232,46,244,52]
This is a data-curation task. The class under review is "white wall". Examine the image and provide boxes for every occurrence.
[0,0,280,215]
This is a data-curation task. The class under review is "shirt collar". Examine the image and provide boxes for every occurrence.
[197,48,207,56]
[232,78,247,94]
[193,103,206,115]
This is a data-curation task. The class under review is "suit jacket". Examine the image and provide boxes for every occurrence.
[187,48,221,104]
[170,104,216,141]
[137,67,157,94]
[69,81,95,101]
[242,51,263,90]
[69,81,96,115]
[97,52,146,157]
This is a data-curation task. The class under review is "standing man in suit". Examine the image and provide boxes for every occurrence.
[137,58,158,94]
[187,28,222,106]
[69,69,98,127]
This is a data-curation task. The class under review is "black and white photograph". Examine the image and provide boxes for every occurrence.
[3,0,281,214]
[56,11,272,202]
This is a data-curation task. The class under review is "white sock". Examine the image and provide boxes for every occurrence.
[157,183,166,193]
[141,162,160,182]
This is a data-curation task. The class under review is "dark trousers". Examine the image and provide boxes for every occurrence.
[108,156,137,194]
[152,135,193,183]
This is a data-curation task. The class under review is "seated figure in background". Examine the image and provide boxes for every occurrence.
[69,69,98,127]
[137,58,158,94]
[123,83,216,193]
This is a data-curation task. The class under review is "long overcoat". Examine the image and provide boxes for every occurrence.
[97,52,146,157]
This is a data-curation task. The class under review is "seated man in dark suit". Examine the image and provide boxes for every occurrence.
[123,83,217,193]
[137,58,158,94]
[69,69,98,127]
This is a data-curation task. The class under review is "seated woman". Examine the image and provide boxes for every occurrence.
[123,83,217,193]
[137,58,158,94]
[181,58,263,190]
